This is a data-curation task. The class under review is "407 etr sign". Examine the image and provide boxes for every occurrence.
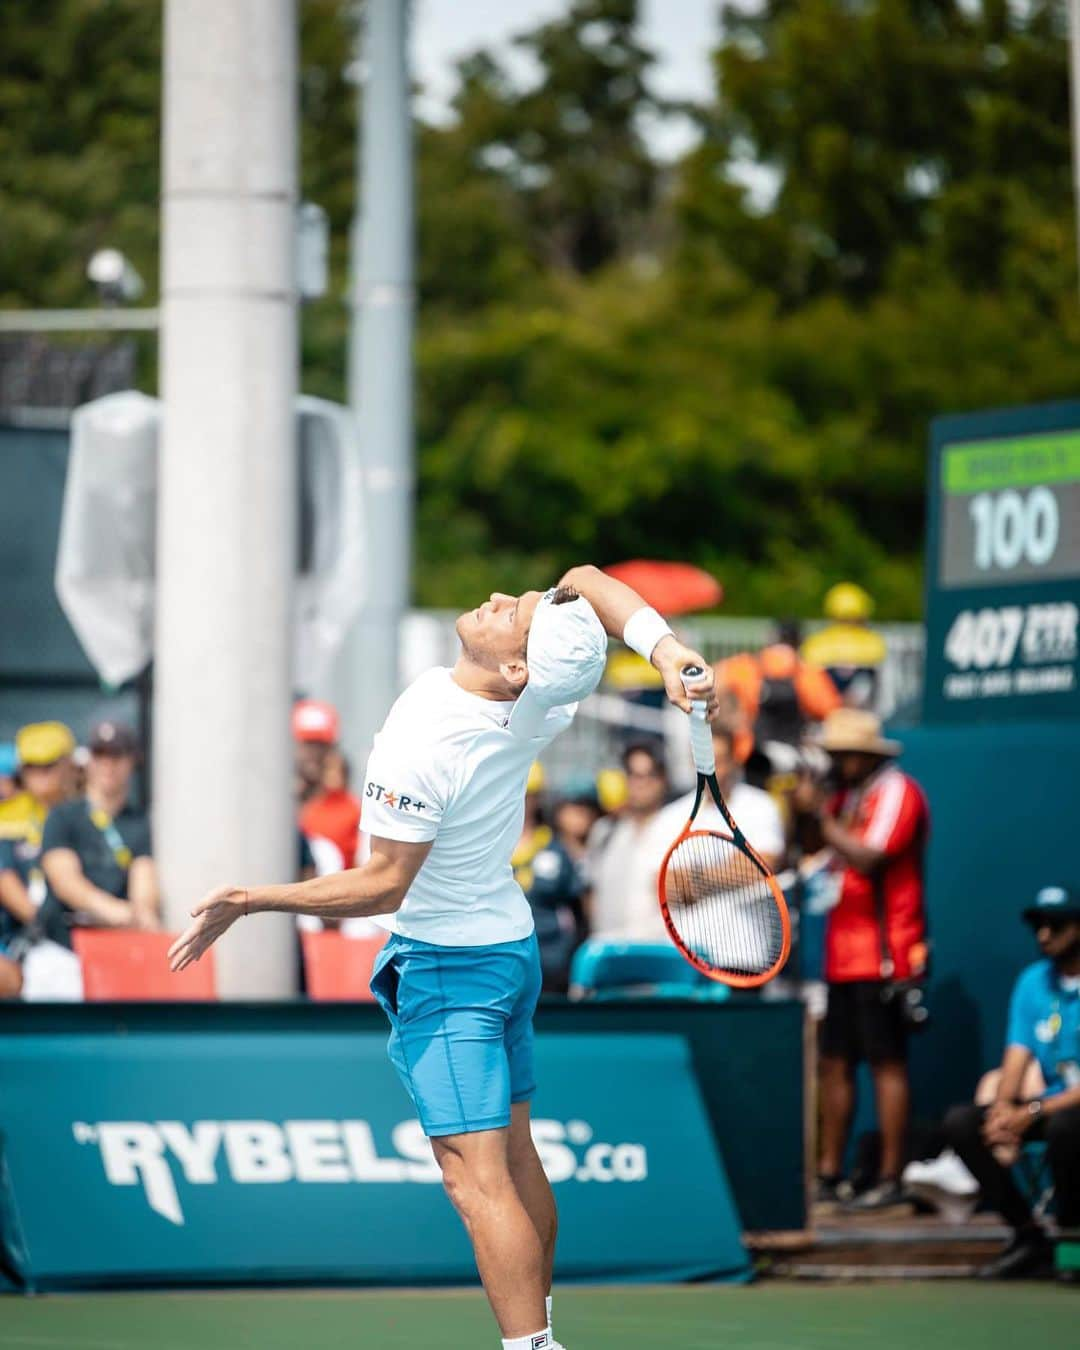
[924,403,1080,723]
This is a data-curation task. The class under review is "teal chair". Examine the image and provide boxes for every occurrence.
[569,939,730,1002]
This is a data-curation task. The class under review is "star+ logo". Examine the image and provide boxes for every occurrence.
[364,782,427,814]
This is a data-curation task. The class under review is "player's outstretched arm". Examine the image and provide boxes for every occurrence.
[167,836,431,972]
[559,563,717,715]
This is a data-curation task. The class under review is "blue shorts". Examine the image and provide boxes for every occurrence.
[369,931,542,1138]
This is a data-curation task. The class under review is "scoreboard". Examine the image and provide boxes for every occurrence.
[924,401,1080,723]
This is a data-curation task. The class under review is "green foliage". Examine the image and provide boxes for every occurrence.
[0,0,160,309]
[2,0,1079,619]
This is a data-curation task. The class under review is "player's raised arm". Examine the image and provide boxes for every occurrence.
[558,563,717,716]
[167,836,432,972]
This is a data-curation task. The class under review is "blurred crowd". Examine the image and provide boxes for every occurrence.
[0,718,157,999]
[2,579,1076,1274]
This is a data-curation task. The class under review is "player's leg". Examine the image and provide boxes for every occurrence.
[508,1099,557,1294]
[372,935,555,1344]
[432,1125,549,1341]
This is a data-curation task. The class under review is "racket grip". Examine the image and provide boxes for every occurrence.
[680,666,716,776]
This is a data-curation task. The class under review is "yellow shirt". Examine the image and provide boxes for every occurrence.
[0,791,47,847]
[801,623,887,671]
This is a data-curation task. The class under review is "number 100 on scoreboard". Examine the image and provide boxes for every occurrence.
[925,406,1080,722]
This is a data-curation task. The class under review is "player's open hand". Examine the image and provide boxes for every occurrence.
[651,637,718,717]
[167,885,247,972]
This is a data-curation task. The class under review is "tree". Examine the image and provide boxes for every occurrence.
[683,0,1073,304]
[447,0,663,274]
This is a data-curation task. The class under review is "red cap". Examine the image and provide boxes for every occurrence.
[291,699,339,745]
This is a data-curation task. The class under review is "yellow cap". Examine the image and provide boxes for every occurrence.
[596,768,628,813]
[16,721,76,767]
[526,761,546,795]
[823,582,874,622]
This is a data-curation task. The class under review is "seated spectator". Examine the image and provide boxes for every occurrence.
[656,722,785,872]
[553,787,602,875]
[300,748,362,870]
[39,720,159,946]
[587,742,672,943]
[512,764,586,992]
[292,698,339,804]
[0,742,17,801]
[0,838,37,997]
[0,721,76,910]
[801,583,887,712]
[942,885,1080,1281]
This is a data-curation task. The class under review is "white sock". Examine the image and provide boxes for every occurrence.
[546,1295,553,1331]
[501,1327,552,1350]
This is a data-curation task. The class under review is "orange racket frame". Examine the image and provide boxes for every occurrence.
[658,666,792,988]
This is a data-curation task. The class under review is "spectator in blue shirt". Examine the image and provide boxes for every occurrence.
[944,885,1080,1281]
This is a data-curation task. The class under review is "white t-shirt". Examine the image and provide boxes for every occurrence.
[656,780,785,864]
[362,667,575,946]
[587,811,676,943]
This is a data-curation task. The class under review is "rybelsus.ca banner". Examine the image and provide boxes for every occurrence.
[0,1030,748,1289]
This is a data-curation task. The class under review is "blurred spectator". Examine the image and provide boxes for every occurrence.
[792,708,929,1213]
[553,789,602,872]
[941,886,1080,1280]
[717,621,841,770]
[300,748,362,870]
[0,743,17,801]
[512,764,586,992]
[39,720,159,946]
[801,583,887,711]
[0,722,76,911]
[0,837,36,998]
[587,742,671,943]
[292,698,339,804]
[656,722,785,870]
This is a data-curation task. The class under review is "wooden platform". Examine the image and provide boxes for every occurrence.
[747,1211,1012,1279]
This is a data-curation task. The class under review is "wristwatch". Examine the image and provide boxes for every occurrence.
[1027,1099,1043,1120]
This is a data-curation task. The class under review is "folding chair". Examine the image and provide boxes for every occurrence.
[73,929,217,1001]
[568,939,730,1001]
[300,928,388,1001]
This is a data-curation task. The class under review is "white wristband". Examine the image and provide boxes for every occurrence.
[623,606,674,663]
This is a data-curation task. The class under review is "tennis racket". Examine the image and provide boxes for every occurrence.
[657,665,791,987]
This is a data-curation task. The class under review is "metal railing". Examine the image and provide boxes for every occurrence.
[402,612,927,793]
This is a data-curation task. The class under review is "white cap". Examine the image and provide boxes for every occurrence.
[507,589,608,739]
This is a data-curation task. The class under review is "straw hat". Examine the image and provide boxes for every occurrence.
[817,708,901,758]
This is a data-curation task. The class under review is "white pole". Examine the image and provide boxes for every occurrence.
[156,0,298,997]
[339,0,414,773]
[1070,0,1080,296]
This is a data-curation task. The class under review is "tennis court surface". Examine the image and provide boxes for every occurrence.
[2,1282,1074,1350]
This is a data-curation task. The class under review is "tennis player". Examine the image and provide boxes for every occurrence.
[169,565,715,1350]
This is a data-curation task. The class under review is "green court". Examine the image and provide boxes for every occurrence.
[1,1282,1074,1350]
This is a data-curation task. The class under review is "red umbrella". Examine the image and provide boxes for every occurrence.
[602,560,723,617]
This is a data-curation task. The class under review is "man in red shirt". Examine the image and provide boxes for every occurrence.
[793,708,929,1213]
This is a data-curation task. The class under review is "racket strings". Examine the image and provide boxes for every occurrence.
[664,832,785,978]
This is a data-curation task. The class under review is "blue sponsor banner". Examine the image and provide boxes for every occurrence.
[0,1028,748,1290]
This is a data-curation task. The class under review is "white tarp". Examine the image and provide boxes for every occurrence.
[56,391,159,687]
[55,392,366,690]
